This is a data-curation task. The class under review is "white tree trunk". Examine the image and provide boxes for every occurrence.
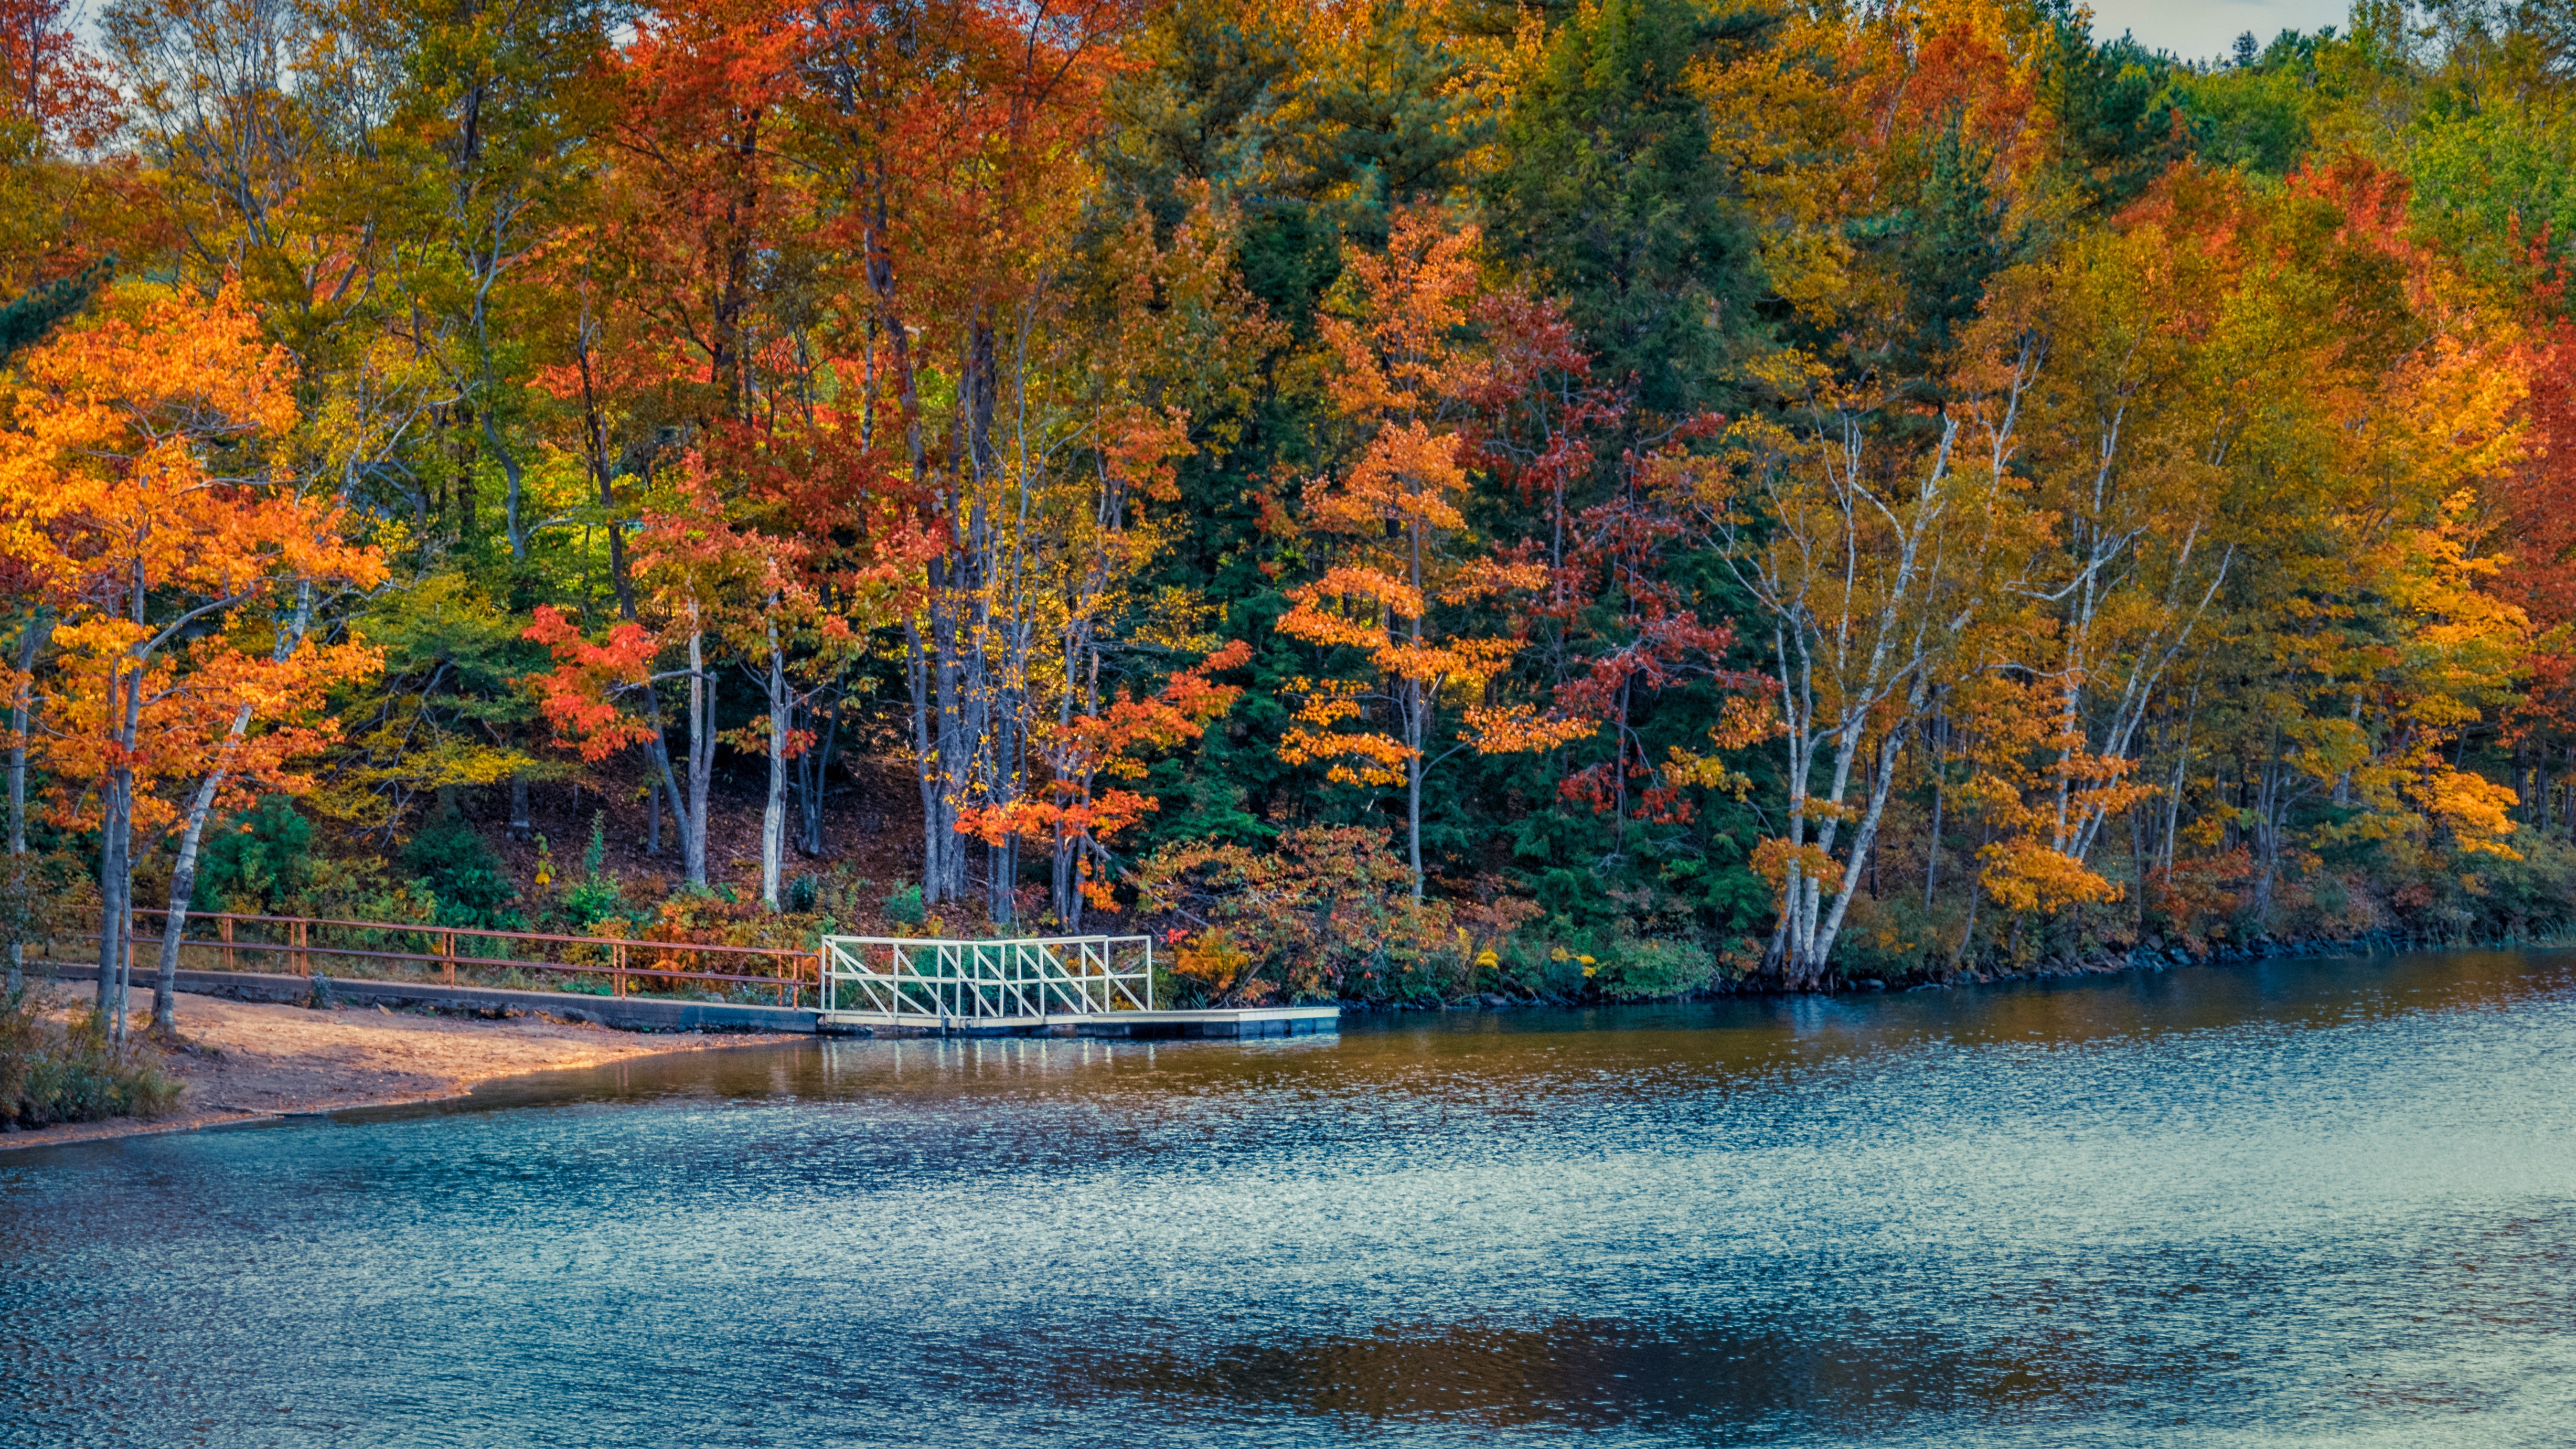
[761,614,787,910]
[153,704,252,1031]
[6,611,48,996]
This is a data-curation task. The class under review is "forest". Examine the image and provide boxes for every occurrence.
[5,0,2576,1021]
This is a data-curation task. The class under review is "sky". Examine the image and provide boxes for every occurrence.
[2089,0,2357,61]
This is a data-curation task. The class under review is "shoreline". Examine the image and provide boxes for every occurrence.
[3,984,801,1154]
[1353,931,2576,1012]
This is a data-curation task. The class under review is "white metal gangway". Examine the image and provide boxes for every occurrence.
[816,933,1154,1029]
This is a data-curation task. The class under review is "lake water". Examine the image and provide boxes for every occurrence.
[6,948,2575,1447]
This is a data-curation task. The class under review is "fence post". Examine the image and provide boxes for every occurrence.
[292,920,308,977]
[612,942,627,999]
[441,930,456,987]
[219,915,234,973]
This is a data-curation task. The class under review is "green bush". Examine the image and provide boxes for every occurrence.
[1593,934,1716,999]
[1489,924,1718,1000]
[2452,829,2576,939]
[400,809,516,925]
[549,813,627,929]
[192,795,314,914]
[883,883,926,925]
[559,875,627,929]
[1829,891,1950,983]
[2,988,183,1127]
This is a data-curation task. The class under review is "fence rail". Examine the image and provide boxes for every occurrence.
[818,934,1153,1024]
[52,909,820,1007]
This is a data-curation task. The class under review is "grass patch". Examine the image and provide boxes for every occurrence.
[2,986,185,1127]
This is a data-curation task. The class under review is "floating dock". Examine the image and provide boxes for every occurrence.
[814,1004,1340,1038]
[813,934,1338,1039]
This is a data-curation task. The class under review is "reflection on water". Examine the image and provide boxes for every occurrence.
[6,948,2575,1447]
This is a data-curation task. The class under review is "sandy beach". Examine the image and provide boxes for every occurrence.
[3,985,800,1152]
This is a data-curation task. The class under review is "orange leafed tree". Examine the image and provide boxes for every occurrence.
[1277,208,1589,898]
[0,284,385,1035]
[957,640,1249,929]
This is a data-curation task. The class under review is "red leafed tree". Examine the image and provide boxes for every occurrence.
[717,418,931,901]
[1466,293,1768,860]
[524,460,789,893]
[601,0,804,435]
[527,441,922,904]
[0,0,116,153]
[2495,311,2576,830]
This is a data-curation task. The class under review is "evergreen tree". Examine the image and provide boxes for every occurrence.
[1479,0,1769,423]
[0,255,107,358]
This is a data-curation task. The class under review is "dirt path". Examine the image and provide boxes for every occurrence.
[3,986,800,1152]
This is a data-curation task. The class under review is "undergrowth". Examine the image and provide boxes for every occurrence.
[2,986,184,1127]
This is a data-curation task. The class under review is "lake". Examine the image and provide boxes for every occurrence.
[6,947,2574,1446]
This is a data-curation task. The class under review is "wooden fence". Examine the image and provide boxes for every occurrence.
[51,909,819,1008]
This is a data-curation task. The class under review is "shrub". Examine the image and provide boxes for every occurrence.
[554,812,627,929]
[2452,829,2576,939]
[1489,933,1593,998]
[2,988,183,1127]
[1593,933,1716,999]
[559,875,627,930]
[1136,825,1475,1004]
[191,795,314,914]
[400,809,515,925]
[1829,892,1953,983]
[1489,925,1718,1000]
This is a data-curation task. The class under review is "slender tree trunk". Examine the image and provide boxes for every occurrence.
[96,770,123,1016]
[102,761,133,1041]
[795,687,838,858]
[639,623,713,888]
[1922,707,1947,913]
[1957,820,1989,969]
[7,611,48,996]
[1053,821,1079,931]
[99,651,143,1036]
[485,408,529,561]
[906,619,937,899]
[761,612,788,910]
[934,593,969,906]
[1404,676,1426,901]
[1809,710,1916,974]
[683,626,713,887]
[2129,798,2148,941]
[153,704,251,1032]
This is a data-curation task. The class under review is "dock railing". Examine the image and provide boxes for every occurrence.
[57,908,819,1007]
[818,934,1153,1024]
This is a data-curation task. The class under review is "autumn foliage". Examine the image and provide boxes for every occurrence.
[10,0,2576,1011]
